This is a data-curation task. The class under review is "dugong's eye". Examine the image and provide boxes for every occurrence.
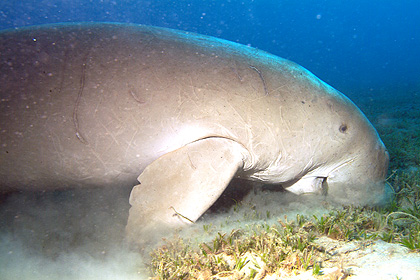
[339,124,348,133]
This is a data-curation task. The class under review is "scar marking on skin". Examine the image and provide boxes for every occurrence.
[124,128,138,158]
[100,122,119,146]
[249,65,269,96]
[73,59,88,144]
[187,153,197,170]
[170,206,195,223]
[127,83,146,104]
[189,77,199,100]
[86,148,108,171]
[57,49,69,96]
[231,66,244,82]
[225,101,247,125]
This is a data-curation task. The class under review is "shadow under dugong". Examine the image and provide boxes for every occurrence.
[0,23,389,245]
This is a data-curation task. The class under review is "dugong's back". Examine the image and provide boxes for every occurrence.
[0,23,284,191]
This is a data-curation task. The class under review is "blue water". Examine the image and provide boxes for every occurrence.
[0,0,419,99]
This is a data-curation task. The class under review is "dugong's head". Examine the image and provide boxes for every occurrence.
[310,92,389,206]
[269,65,390,206]
[323,111,390,206]
[282,95,390,205]
[326,120,390,206]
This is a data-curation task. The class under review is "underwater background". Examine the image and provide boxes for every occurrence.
[0,1,419,279]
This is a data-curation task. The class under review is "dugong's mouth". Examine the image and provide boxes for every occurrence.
[323,178,392,206]
[280,158,356,196]
[323,148,390,206]
[282,149,391,207]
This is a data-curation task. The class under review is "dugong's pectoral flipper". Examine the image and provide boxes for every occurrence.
[126,138,245,245]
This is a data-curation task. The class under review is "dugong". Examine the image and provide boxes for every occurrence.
[0,23,389,244]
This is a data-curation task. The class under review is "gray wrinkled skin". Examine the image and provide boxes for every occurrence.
[0,23,389,244]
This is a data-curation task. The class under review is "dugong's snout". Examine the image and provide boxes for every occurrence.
[325,141,391,206]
